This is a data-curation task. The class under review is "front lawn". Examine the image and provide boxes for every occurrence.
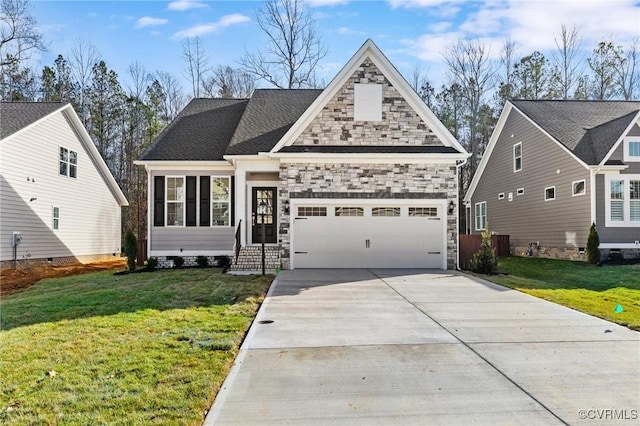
[478,257,640,330]
[0,268,273,425]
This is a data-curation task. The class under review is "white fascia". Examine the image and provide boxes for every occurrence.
[269,153,467,164]
[133,160,235,171]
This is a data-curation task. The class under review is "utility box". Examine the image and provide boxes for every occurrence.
[12,231,22,247]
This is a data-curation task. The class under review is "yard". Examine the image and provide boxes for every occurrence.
[0,268,273,425]
[479,257,640,330]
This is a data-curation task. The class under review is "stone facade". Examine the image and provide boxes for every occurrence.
[294,59,442,147]
[278,162,459,269]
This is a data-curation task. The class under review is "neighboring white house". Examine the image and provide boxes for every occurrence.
[136,39,469,270]
[0,102,128,266]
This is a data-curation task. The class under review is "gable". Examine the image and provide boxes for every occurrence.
[270,39,467,156]
[292,58,443,147]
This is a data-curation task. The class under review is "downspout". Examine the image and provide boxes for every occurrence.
[145,164,151,261]
[455,158,469,270]
[590,167,598,227]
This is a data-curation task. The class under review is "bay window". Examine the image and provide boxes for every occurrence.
[606,175,640,226]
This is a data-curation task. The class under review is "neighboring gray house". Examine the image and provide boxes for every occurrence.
[464,100,640,259]
[0,102,128,266]
[136,39,469,270]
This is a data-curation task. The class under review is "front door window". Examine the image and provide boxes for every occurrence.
[252,187,277,244]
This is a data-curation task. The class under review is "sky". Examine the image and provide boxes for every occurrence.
[31,0,640,94]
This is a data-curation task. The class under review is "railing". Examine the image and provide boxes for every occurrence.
[234,220,242,265]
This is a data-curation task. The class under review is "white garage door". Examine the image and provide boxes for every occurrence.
[292,202,446,269]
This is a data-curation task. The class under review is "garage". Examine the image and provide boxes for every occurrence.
[291,200,447,269]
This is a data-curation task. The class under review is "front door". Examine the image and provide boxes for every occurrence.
[252,187,277,244]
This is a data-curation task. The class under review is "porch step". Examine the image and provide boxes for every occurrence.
[230,246,281,272]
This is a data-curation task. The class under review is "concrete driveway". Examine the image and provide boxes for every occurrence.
[205,269,640,425]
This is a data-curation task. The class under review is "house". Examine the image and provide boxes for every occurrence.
[136,39,469,270]
[464,100,640,259]
[0,102,128,267]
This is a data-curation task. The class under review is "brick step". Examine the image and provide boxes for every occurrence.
[230,245,281,272]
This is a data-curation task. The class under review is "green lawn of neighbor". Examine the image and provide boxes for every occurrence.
[0,268,273,425]
[476,257,640,330]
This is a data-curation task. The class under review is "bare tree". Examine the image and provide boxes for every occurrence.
[552,23,584,100]
[203,65,255,98]
[496,37,518,104]
[182,36,211,98]
[239,0,327,89]
[0,0,45,66]
[588,41,618,100]
[613,37,639,100]
[69,38,101,126]
[153,70,186,124]
[443,35,495,175]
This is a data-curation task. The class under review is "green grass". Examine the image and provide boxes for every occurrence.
[0,268,273,425]
[477,257,640,330]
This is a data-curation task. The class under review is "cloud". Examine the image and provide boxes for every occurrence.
[337,26,365,35]
[135,17,169,29]
[173,14,250,39]
[388,0,462,8]
[167,0,209,11]
[307,0,350,5]
[428,21,452,33]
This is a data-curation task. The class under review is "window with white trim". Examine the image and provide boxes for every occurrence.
[211,177,230,226]
[606,175,640,226]
[572,180,586,196]
[166,177,185,226]
[498,193,505,200]
[59,147,77,178]
[513,142,522,172]
[475,201,487,231]
[623,138,640,162]
[52,207,59,230]
[544,186,556,201]
[516,188,525,196]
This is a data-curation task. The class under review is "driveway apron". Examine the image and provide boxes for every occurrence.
[205,269,640,425]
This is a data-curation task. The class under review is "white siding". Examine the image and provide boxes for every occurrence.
[0,111,122,261]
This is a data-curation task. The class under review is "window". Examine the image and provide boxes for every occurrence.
[572,180,586,196]
[372,207,400,217]
[52,207,59,230]
[211,177,230,226]
[606,176,640,226]
[354,84,382,121]
[516,188,525,196]
[59,147,77,178]
[624,138,640,162]
[498,193,505,200]
[298,207,327,217]
[335,207,363,217]
[513,142,522,172]
[409,207,437,217]
[544,186,556,201]
[475,202,486,231]
[166,177,185,226]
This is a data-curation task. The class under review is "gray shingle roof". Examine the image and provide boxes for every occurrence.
[0,102,65,139]
[225,89,322,155]
[511,100,640,165]
[138,98,249,161]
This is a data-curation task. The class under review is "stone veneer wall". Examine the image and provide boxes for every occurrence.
[278,162,459,269]
[294,58,442,147]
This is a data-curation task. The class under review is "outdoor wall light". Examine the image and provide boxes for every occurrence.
[448,200,455,215]
[284,199,290,214]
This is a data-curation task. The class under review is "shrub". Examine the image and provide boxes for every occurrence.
[214,255,231,269]
[171,256,184,269]
[123,229,137,271]
[586,223,600,264]
[470,225,498,274]
[146,257,158,270]
[196,255,209,268]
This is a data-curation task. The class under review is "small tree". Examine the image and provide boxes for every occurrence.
[470,225,498,274]
[586,223,600,264]
[123,229,137,271]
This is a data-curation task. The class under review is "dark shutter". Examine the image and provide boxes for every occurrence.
[186,176,197,227]
[199,176,210,226]
[153,176,165,227]
[230,176,235,225]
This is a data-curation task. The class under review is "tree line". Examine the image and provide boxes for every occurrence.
[2,0,638,241]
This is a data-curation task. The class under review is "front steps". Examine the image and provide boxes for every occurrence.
[230,245,281,273]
